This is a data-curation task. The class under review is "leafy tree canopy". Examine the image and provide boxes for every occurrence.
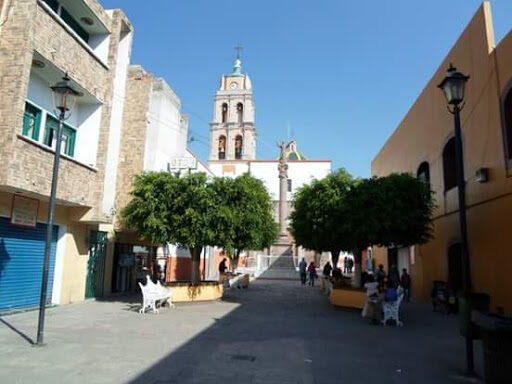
[212,174,278,267]
[121,172,216,283]
[290,168,355,266]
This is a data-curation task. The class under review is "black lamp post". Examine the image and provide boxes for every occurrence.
[36,74,81,346]
[438,64,473,372]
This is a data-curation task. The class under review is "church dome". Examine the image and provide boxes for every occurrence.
[283,141,306,161]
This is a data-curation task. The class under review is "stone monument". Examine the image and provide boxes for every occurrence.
[270,141,294,258]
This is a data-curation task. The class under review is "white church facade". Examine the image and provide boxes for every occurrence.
[207,57,331,260]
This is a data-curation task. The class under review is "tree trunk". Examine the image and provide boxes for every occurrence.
[330,249,340,269]
[352,248,363,288]
[231,250,241,273]
[190,246,203,284]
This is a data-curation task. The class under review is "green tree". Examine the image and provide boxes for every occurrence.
[341,173,435,286]
[290,168,355,267]
[121,172,216,284]
[212,174,278,270]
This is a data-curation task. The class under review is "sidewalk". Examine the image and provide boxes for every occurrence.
[0,280,482,383]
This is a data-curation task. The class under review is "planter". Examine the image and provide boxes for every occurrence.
[330,287,366,309]
[163,281,223,303]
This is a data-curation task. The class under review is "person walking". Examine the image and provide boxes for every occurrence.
[299,257,307,285]
[218,257,228,284]
[322,261,332,279]
[307,262,317,286]
[347,257,354,274]
[376,264,386,289]
[400,268,411,301]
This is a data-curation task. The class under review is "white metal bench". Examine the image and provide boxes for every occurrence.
[139,275,174,314]
[381,289,404,326]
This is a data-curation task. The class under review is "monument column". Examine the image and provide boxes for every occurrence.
[270,141,293,257]
[278,142,288,235]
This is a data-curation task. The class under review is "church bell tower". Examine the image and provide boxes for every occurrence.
[209,52,256,161]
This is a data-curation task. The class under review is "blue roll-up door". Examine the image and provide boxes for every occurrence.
[0,217,58,311]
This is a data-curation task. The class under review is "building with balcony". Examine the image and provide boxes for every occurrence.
[371,2,512,314]
[111,65,215,291]
[0,0,133,310]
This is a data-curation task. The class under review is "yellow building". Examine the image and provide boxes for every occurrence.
[371,2,512,314]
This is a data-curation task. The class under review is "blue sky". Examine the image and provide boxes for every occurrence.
[101,0,511,178]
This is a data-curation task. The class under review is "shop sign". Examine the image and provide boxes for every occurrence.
[167,157,197,172]
[11,195,39,228]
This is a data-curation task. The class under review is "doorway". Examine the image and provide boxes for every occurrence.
[387,247,398,270]
[85,231,107,299]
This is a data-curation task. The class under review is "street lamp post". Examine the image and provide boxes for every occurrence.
[36,74,81,346]
[438,63,473,373]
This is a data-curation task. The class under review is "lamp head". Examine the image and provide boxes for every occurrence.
[438,63,469,106]
[51,73,82,115]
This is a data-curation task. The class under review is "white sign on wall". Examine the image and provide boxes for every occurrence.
[167,157,197,172]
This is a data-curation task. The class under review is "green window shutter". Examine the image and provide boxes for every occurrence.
[22,112,31,136]
[44,115,58,147]
[67,128,76,157]
[22,103,41,140]
[33,111,41,140]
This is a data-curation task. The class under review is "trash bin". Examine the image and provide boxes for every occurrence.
[459,292,490,339]
[472,311,512,384]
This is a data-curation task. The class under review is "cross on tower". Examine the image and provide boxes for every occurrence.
[234,45,243,59]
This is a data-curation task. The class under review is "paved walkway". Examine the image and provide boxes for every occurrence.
[0,280,482,383]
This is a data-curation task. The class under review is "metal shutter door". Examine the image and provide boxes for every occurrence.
[0,217,58,311]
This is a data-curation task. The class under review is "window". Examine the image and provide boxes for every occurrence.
[443,138,457,191]
[502,85,512,163]
[44,115,76,157]
[221,103,228,123]
[22,103,41,140]
[42,0,90,43]
[287,179,292,192]
[237,103,243,123]
[417,161,430,186]
[218,135,226,160]
[42,0,59,12]
[235,135,243,159]
[61,8,90,42]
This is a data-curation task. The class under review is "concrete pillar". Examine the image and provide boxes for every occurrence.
[278,144,288,235]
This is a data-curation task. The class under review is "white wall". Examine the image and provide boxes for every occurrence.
[102,30,133,215]
[88,33,110,64]
[143,79,188,172]
[208,162,250,178]
[26,71,102,167]
[248,161,331,200]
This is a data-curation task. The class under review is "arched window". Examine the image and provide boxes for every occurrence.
[221,103,228,123]
[417,161,430,186]
[218,135,226,160]
[235,135,243,159]
[443,138,457,191]
[502,85,512,163]
[237,103,243,123]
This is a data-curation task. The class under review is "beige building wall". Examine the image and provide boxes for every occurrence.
[0,1,133,306]
[371,2,512,314]
[114,67,153,224]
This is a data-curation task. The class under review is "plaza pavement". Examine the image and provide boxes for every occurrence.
[0,279,483,384]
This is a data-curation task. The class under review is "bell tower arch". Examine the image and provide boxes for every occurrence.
[209,53,256,161]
